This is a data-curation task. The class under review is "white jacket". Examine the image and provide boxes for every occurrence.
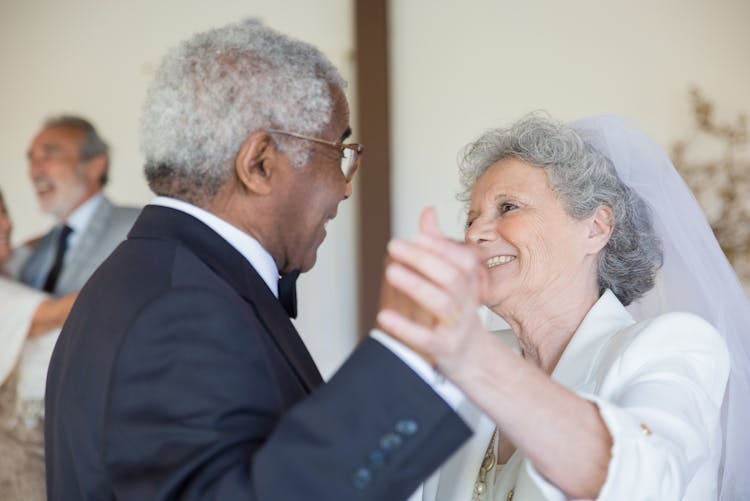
[412,290,729,501]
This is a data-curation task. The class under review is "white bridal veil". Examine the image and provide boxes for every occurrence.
[571,115,750,500]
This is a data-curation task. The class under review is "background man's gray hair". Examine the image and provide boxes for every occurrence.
[458,113,663,306]
[140,19,347,205]
[44,115,110,186]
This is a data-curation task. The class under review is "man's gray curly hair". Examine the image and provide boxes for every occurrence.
[140,20,346,205]
[458,113,663,306]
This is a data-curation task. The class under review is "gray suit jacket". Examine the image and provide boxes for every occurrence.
[18,196,140,296]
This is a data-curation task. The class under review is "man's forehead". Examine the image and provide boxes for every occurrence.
[28,126,84,158]
[31,126,84,147]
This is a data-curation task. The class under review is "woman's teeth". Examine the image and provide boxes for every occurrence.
[487,255,515,268]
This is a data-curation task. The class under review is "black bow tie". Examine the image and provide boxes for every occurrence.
[278,270,299,318]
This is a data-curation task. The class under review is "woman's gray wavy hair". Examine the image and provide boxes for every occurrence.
[140,20,346,204]
[458,114,663,306]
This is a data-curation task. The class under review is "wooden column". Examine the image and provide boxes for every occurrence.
[355,0,392,337]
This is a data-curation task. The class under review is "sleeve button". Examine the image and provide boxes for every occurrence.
[395,419,419,436]
[352,467,372,489]
[369,449,387,469]
[379,432,403,451]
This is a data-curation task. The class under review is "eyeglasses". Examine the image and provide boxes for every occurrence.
[267,129,364,182]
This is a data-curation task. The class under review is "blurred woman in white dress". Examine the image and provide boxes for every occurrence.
[0,190,76,500]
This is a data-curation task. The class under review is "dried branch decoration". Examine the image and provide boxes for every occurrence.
[671,87,750,287]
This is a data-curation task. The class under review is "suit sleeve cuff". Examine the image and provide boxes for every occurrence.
[370,329,469,420]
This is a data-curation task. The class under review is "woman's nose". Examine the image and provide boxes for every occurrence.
[466,217,497,245]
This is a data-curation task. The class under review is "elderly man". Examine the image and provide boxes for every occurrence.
[45,20,470,501]
[18,115,139,296]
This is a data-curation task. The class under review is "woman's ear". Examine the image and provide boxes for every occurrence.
[585,205,614,254]
[234,131,276,196]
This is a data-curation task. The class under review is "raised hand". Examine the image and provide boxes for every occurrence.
[377,208,492,380]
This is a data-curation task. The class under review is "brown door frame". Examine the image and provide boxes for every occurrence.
[355,0,392,337]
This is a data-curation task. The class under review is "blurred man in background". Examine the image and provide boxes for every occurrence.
[17,115,139,296]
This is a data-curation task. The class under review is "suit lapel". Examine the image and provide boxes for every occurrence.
[19,230,56,288]
[248,291,323,391]
[57,197,114,292]
[129,205,323,392]
[551,290,634,389]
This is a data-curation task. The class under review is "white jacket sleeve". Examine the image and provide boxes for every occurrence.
[524,312,730,501]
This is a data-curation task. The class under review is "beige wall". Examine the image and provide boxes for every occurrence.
[0,0,358,378]
[389,0,750,240]
[1,1,748,376]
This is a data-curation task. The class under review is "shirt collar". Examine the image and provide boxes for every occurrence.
[150,196,280,298]
[66,192,103,235]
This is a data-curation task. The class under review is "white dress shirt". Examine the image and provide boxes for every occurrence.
[64,192,104,256]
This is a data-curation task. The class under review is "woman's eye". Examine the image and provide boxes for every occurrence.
[465,219,475,230]
[499,202,518,214]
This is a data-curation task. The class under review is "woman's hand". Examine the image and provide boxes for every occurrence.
[376,208,493,381]
[377,254,439,364]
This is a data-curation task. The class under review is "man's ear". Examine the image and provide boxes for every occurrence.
[82,155,107,187]
[585,205,614,254]
[235,131,277,196]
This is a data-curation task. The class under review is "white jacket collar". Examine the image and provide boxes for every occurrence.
[551,290,635,389]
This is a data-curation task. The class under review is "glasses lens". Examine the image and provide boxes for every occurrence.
[341,148,357,180]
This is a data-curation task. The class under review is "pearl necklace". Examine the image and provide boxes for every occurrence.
[472,428,515,501]
[473,428,496,500]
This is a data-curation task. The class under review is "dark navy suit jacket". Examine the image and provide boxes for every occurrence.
[45,205,470,500]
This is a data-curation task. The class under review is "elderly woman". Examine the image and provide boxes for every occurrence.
[379,115,749,500]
